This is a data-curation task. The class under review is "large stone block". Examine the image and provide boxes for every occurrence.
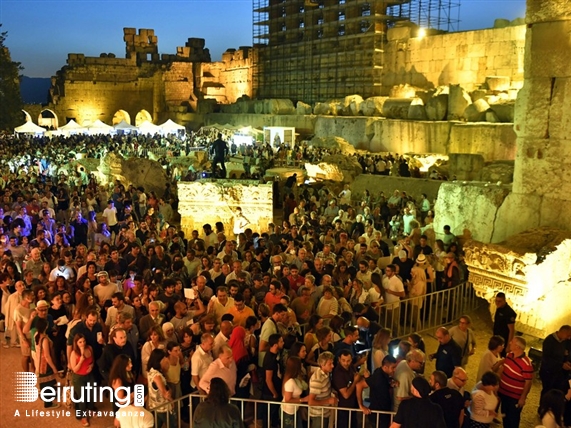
[489,102,515,123]
[382,98,414,120]
[526,1,571,24]
[464,98,490,122]
[342,95,364,116]
[407,98,428,120]
[449,123,517,161]
[513,78,551,138]
[548,77,571,140]
[425,94,448,121]
[390,84,417,98]
[526,21,571,78]
[447,84,472,120]
[433,182,510,243]
[360,97,388,116]
[513,138,571,200]
[265,99,295,115]
[296,101,312,115]
[448,153,485,181]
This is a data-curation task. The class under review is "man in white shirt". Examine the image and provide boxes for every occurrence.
[382,264,405,333]
[191,333,214,393]
[212,320,233,359]
[102,199,119,237]
[199,345,237,396]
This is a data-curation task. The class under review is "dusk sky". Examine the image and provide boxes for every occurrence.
[1,0,526,78]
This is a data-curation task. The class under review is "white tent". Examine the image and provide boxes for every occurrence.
[59,119,87,136]
[86,119,114,135]
[137,120,162,135]
[14,121,46,135]
[114,120,138,134]
[159,119,186,135]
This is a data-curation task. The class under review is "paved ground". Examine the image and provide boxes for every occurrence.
[0,303,544,428]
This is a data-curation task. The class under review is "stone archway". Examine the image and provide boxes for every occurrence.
[112,109,131,125]
[135,109,152,127]
[22,110,32,123]
[38,109,58,129]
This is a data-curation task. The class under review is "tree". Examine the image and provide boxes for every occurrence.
[0,25,24,131]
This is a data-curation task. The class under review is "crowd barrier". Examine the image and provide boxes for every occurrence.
[150,393,395,428]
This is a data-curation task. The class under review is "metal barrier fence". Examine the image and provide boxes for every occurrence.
[375,281,481,338]
[150,392,395,428]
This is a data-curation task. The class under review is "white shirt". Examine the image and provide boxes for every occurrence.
[102,206,118,226]
[49,265,75,282]
[382,275,404,308]
[191,345,213,388]
[198,358,237,396]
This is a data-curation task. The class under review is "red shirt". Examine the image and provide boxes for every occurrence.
[287,275,305,293]
[264,291,284,310]
[498,352,533,399]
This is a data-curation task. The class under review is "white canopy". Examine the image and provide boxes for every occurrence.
[86,119,114,135]
[159,119,186,134]
[14,121,46,135]
[59,119,87,135]
[114,120,138,133]
[137,120,162,135]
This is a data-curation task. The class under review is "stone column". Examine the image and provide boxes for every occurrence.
[501,1,571,233]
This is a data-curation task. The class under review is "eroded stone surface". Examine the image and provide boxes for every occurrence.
[464,227,571,338]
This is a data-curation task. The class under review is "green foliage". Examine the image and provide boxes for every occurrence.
[0,25,24,131]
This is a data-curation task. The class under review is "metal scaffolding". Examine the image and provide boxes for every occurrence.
[252,0,460,103]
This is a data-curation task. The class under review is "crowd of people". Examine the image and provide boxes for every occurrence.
[0,131,567,428]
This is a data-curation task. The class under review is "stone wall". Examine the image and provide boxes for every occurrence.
[384,25,526,92]
[177,180,273,240]
[437,1,571,243]
[202,48,254,104]
[205,113,517,160]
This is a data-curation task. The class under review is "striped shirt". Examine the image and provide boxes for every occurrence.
[498,352,533,400]
[309,367,332,418]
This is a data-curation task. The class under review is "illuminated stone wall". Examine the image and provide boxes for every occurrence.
[464,228,571,339]
[384,25,526,92]
[177,180,273,240]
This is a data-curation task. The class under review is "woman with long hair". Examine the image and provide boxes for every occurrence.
[281,356,309,428]
[146,348,175,428]
[306,327,333,370]
[303,314,323,353]
[193,377,244,428]
[38,262,52,285]
[34,317,64,409]
[539,389,567,428]
[70,333,96,426]
[109,354,136,411]
[371,328,392,372]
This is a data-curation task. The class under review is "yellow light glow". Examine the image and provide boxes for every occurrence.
[418,28,426,39]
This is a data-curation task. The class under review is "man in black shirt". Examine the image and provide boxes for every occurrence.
[211,133,229,178]
[429,370,464,428]
[539,325,571,396]
[357,355,397,428]
[430,327,462,378]
[332,350,363,428]
[493,292,516,357]
[157,279,181,320]
[391,376,447,428]
[261,333,284,428]
[391,250,415,284]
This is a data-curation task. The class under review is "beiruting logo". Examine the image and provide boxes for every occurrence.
[13,372,144,416]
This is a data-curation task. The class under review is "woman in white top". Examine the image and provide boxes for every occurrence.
[476,335,505,382]
[141,325,166,379]
[538,389,567,428]
[469,371,500,428]
[281,356,309,428]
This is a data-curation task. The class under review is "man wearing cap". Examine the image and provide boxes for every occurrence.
[23,299,55,366]
[390,376,446,428]
[94,271,118,307]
